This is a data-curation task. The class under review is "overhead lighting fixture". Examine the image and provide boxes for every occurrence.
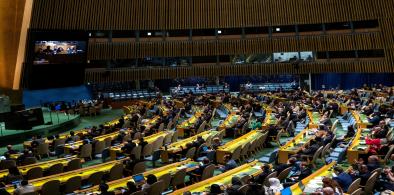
[276,28,281,32]
[217,30,222,34]
[147,32,152,36]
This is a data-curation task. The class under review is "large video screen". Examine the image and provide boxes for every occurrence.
[34,41,86,64]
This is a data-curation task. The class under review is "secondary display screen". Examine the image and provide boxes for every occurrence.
[33,41,86,64]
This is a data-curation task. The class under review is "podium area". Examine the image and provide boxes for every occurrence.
[0,108,80,146]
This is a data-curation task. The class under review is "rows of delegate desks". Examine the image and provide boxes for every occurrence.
[109,131,172,160]
[346,111,371,163]
[76,159,199,194]
[0,156,80,180]
[262,109,277,129]
[176,111,202,138]
[172,160,264,194]
[278,111,325,164]
[216,130,265,164]
[23,115,128,149]
[64,115,160,154]
[307,110,321,129]
[290,161,338,194]
[278,127,326,164]
[218,113,241,132]
[5,159,127,193]
[161,130,220,163]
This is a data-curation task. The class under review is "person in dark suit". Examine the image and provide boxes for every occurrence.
[366,155,381,172]
[4,145,18,156]
[99,183,115,195]
[122,181,138,195]
[298,162,313,180]
[300,139,320,156]
[218,155,237,172]
[121,140,137,155]
[275,157,297,174]
[253,164,272,184]
[189,157,211,182]
[138,137,148,149]
[350,164,371,186]
[332,167,353,192]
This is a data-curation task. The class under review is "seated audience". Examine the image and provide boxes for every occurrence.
[332,167,352,192]
[218,155,237,172]
[4,166,23,184]
[14,180,35,195]
[122,181,138,195]
[99,183,115,195]
[265,178,283,195]
[142,174,157,192]
[322,177,343,194]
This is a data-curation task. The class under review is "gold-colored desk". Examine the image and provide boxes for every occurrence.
[279,128,310,164]
[176,112,202,138]
[262,111,277,129]
[216,130,264,164]
[75,159,199,194]
[218,113,240,132]
[5,159,126,193]
[142,116,161,130]
[290,161,336,194]
[171,160,263,194]
[307,111,321,129]
[347,127,370,163]
[64,130,130,154]
[351,111,370,129]
[0,156,80,180]
[161,130,220,163]
[23,128,90,148]
[109,131,171,160]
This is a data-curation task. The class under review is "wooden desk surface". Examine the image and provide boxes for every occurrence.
[307,111,321,125]
[142,115,160,130]
[165,130,219,154]
[351,111,370,126]
[218,130,263,153]
[23,128,89,148]
[177,112,202,130]
[0,156,80,179]
[263,111,277,127]
[279,128,326,163]
[75,159,198,194]
[290,161,336,194]
[218,113,240,130]
[171,160,263,194]
[347,127,370,163]
[6,159,126,193]
[110,131,170,154]
[64,130,130,151]
[216,130,264,164]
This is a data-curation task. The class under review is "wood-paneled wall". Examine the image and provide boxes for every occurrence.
[87,32,384,60]
[30,0,394,30]
[27,0,394,81]
[0,0,26,89]
[84,60,391,83]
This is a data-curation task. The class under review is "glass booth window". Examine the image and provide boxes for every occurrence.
[274,52,299,63]
[300,52,314,61]
[245,54,272,64]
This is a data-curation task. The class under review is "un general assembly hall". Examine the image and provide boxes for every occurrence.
[1,0,394,194]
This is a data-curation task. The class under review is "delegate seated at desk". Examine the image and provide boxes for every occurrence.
[218,155,237,172]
